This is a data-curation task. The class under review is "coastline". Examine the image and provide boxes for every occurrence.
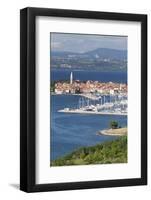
[51,136,127,166]
[58,109,127,116]
[97,127,127,136]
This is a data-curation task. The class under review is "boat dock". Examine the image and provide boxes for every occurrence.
[58,94,127,116]
[58,109,127,116]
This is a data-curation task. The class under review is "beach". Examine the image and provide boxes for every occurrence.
[98,127,127,136]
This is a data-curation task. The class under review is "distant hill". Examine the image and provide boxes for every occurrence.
[51,136,127,166]
[51,48,127,72]
[51,51,79,57]
[51,48,127,60]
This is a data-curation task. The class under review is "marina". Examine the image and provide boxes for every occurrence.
[58,94,127,116]
[51,94,127,160]
[50,70,127,160]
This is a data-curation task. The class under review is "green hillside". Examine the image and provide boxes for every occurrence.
[51,136,127,166]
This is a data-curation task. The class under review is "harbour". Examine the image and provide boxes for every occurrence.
[50,94,127,160]
[58,109,127,116]
[58,93,127,116]
[55,71,128,116]
[50,70,127,161]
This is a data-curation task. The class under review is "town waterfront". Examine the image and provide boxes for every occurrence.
[50,70,127,161]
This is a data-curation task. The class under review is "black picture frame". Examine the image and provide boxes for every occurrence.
[20,7,147,192]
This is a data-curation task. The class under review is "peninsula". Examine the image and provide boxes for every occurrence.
[97,127,127,136]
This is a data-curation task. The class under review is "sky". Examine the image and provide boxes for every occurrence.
[50,33,127,53]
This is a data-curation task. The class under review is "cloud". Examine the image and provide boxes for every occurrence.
[50,33,127,52]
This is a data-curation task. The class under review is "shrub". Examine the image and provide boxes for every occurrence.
[110,121,118,129]
[51,136,127,166]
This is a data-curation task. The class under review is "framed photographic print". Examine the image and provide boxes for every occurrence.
[20,7,147,192]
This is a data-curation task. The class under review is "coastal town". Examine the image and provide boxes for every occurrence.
[51,72,128,116]
[52,72,127,96]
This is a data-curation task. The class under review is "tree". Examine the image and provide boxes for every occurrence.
[110,121,118,129]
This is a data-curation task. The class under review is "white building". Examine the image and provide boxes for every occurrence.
[110,89,115,95]
[55,89,63,94]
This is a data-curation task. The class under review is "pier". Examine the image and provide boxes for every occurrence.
[57,94,127,116]
[58,109,127,116]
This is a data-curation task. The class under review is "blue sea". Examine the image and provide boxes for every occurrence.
[51,69,127,84]
[50,70,127,161]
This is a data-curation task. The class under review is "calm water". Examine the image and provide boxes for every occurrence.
[51,69,127,84]
[50,70,127,161]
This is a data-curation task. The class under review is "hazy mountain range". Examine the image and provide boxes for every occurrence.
[51,48,127,72]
